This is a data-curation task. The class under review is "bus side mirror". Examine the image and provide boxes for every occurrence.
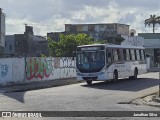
[72,51,76,60]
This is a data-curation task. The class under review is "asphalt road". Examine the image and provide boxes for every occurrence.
[0,72,160,120]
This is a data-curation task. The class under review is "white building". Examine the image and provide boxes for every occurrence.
[121,35,144,47]
[138,33,160,68]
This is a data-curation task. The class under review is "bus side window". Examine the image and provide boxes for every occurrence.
[113,49,118,61]
[131,49,135,60]
[118,49,124,61]
[123,49,126,60]
[126,49,130,60]
[139,50,142,60]
[129,49,132,60]
[136,50,140,60]
[141,50,144,60]
[107,49,112,63]
[134,50,137,60]
[141,50,145,60]
[144,50,146,59]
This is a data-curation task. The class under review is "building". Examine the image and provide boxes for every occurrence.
[47,32,65,42]
[4,35,15,55]
[138,33,160,67]
[4,26,49,57]
[48,23,129,41]
[65,23,129,40]
[0,8,5,55]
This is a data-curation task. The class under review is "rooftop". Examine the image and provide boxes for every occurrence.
[65,23,130,26]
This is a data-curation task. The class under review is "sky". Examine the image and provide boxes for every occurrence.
[0,0,160,36]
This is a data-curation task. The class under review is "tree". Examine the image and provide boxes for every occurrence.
[145,15,160,33]
[94,35,125,45]
[48,33,94,57]
[113,35,125,45]
[48,33,125,57]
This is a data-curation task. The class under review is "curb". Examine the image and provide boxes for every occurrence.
[0,78,83,93]
[131,93,160,108]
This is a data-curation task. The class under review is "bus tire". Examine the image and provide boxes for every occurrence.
[113,70,118,82]
[133,68,138,79]
[86,80,92,85]
[129,68,138,80]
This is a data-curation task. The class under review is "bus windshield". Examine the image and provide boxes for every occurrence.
[76,51,105,73]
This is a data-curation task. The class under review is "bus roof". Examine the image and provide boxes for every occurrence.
[78,44,145,49]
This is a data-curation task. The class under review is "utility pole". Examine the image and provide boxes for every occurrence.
[158,49,160,97]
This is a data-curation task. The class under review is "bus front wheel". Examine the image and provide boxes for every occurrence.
[86,80,92,85]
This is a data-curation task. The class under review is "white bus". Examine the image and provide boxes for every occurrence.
[76,44,147,85]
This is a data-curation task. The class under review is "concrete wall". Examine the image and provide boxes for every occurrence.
[0,58,25,85]
[0,57,76,86]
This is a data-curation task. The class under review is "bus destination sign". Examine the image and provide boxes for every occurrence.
[80,46,104,51]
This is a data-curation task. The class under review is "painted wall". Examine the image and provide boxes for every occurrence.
[0,57,76,86]
[0,58,25,85]
[25,57,76,81]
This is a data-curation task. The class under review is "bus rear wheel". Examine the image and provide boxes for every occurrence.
[113,71,118,82]
[133,69,138,79]
[86,80,92,85]
[129,68,138,80]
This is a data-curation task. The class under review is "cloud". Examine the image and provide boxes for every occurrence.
[0,0,160,36]
[113,0,160,10]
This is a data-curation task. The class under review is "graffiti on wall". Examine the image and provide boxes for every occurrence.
[26,58,53,80]
[59,58,76,77]
[25,57,76,81]
[0,64,9,77]
[0,57,76,86]
[54,58,75,69]
[54,58,76,78]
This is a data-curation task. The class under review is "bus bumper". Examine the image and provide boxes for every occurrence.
[76,73,108,81]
